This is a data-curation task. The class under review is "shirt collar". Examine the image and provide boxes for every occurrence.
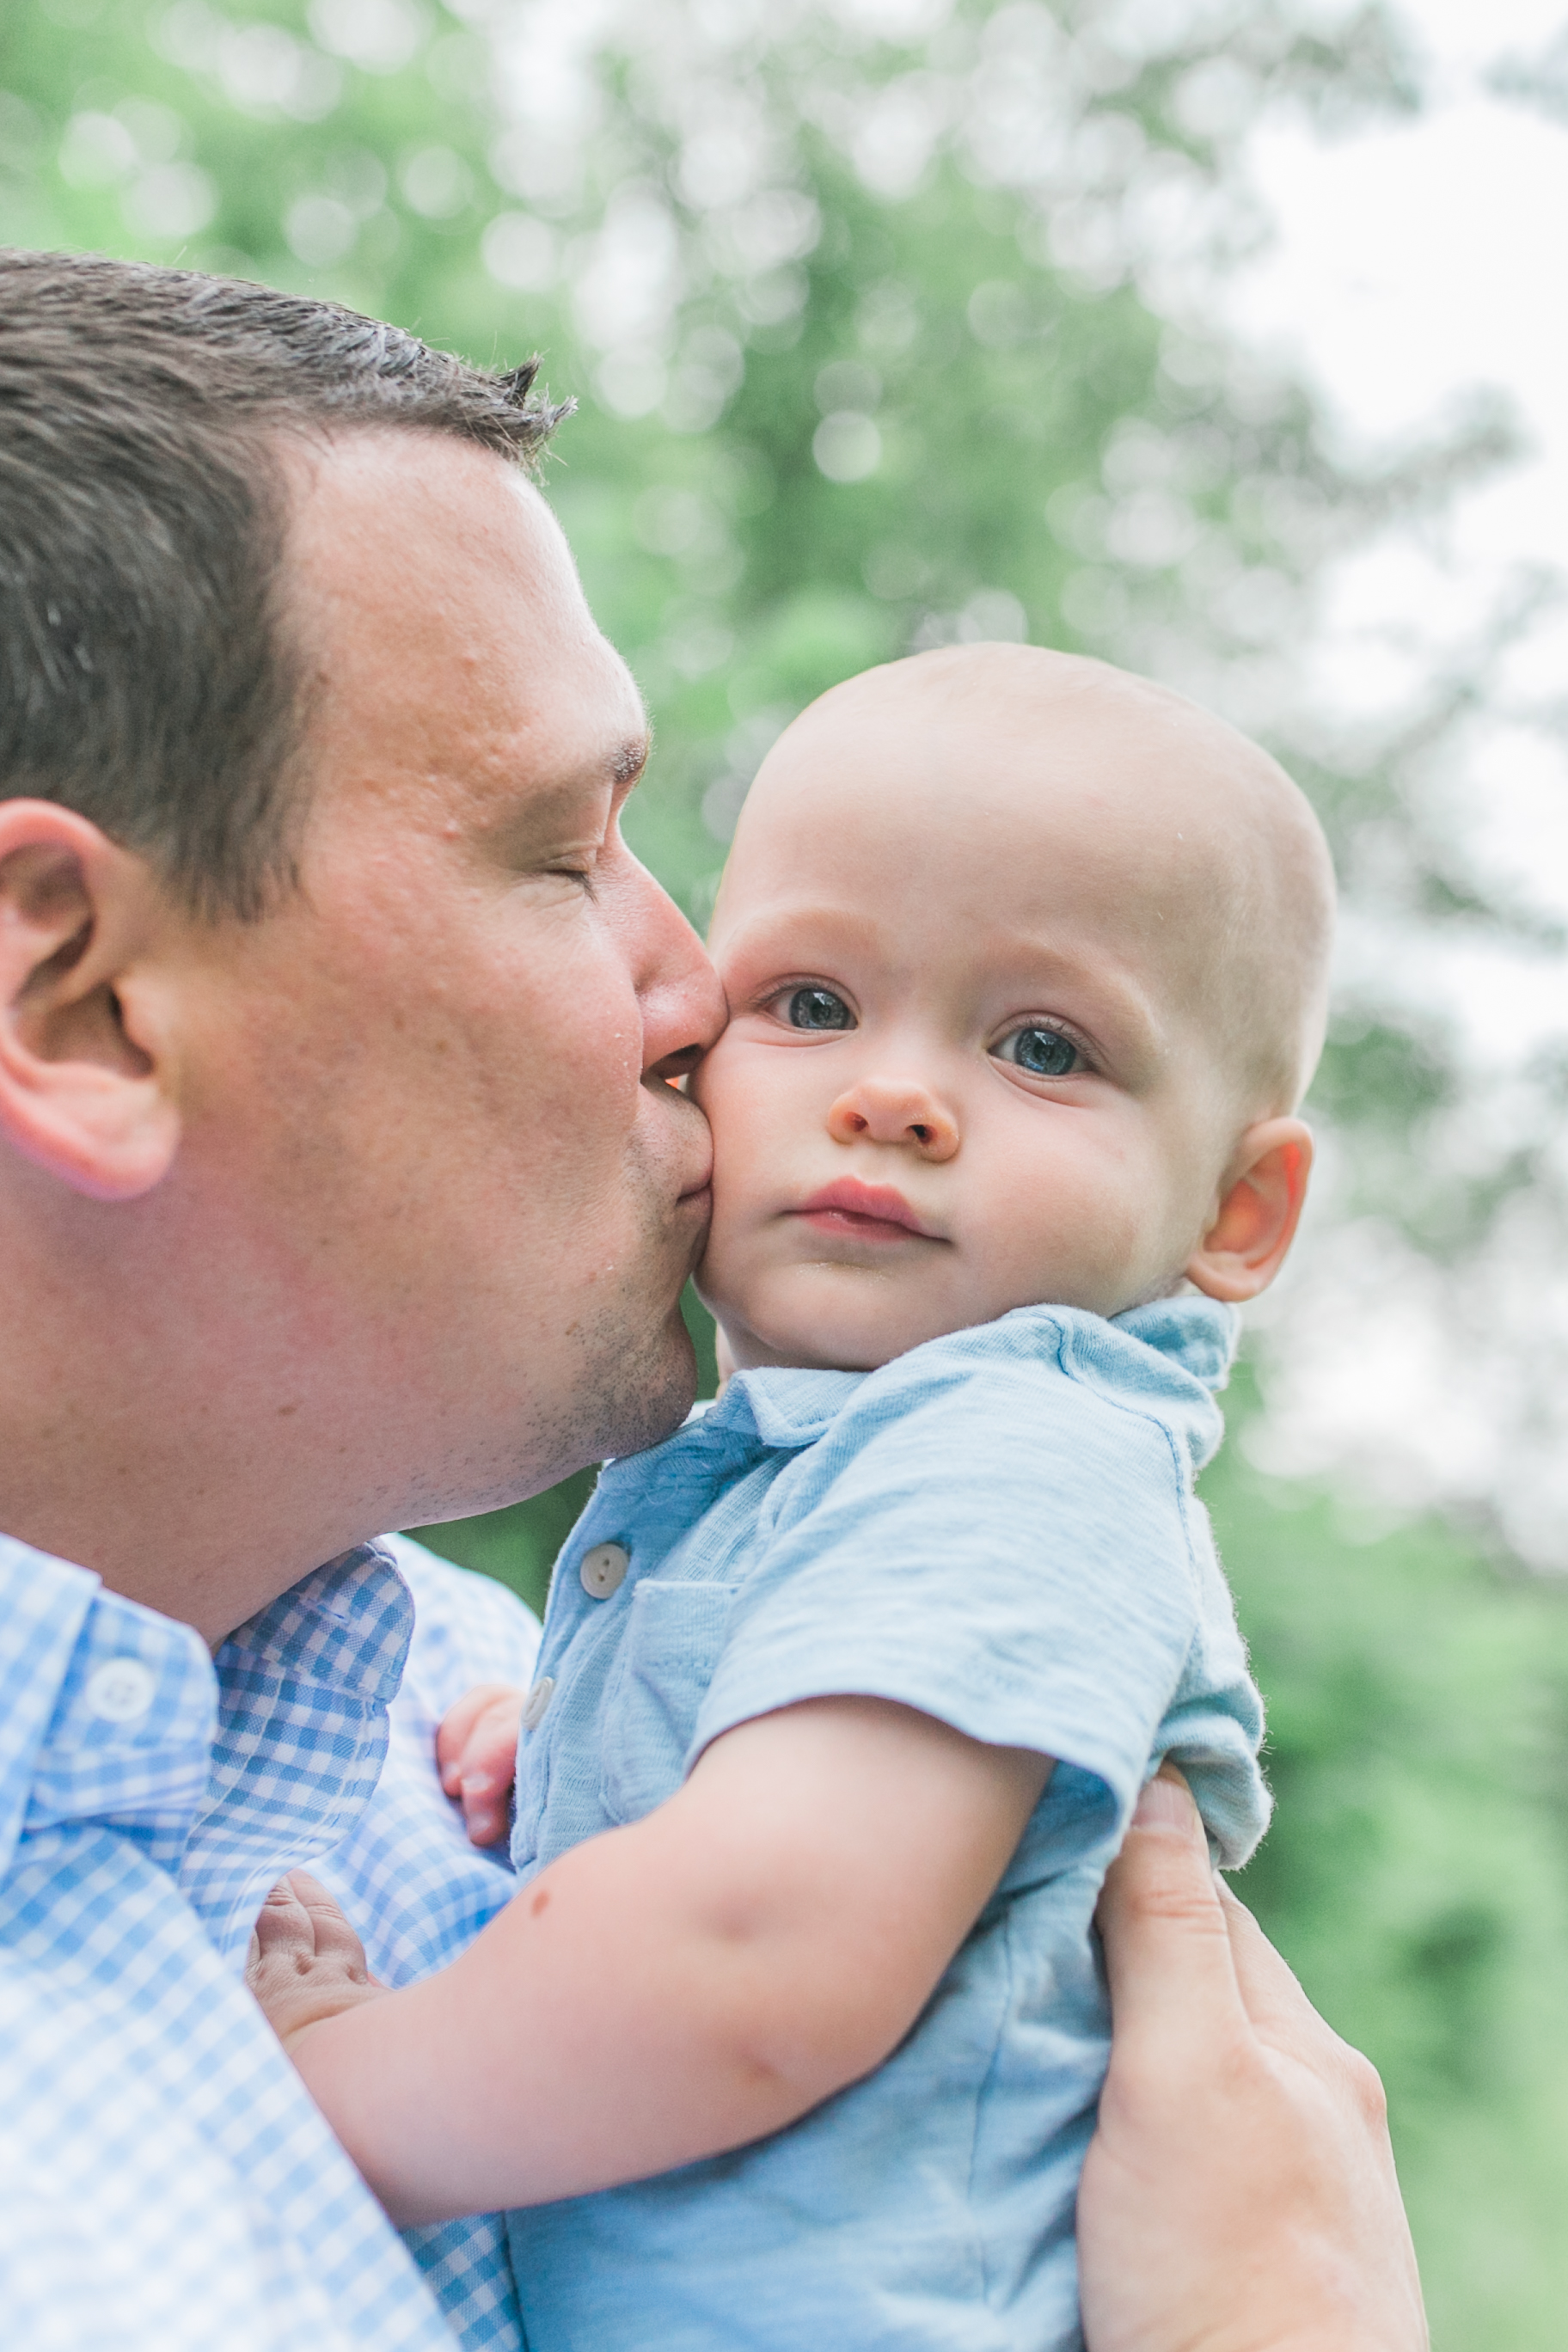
[688,1365,867,1449]
[1109,1295,1240,1391]
[0,1531,212,1882]
[193,1540,415,1958]
[0,1532,414,1962]
[216,1540,413,1705]
[614,1295,1239,1467]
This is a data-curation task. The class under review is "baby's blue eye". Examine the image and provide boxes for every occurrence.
[785,987,854,1031]
[994,1025,1082,1078]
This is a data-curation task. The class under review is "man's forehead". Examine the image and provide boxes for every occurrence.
[281,427,646,793]
[288,435,592,671]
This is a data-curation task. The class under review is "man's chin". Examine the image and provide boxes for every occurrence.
[576,1288,700,1466]
[427,1302,697,1523]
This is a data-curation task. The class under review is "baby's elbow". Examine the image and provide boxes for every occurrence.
[673,1851,940,2124]
[727,1954,918,2116]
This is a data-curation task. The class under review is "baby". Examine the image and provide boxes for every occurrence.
[253,644,1335,2351]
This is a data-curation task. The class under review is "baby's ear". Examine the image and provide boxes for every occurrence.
[1185,1119,1313,1303]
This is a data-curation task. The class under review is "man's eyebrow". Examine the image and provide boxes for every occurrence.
[609,735,651,790]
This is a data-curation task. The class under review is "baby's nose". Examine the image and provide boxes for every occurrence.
[827,1076,959,1161]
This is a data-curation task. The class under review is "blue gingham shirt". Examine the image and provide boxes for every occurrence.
[0,1525,540,2352]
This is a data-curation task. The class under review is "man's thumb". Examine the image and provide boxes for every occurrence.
[1096,1766,1245,2058]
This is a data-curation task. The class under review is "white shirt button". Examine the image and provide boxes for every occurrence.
[579,1542,629,1600]
[520,1675,555,1731]
[84,1657,156,1725]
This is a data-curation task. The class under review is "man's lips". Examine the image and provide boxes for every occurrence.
[791,1179,942,1243]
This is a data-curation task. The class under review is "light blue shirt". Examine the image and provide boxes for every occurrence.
[0,1527,539,2352]
[507,1298,1270,2352]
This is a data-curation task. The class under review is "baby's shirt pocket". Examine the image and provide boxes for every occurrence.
[600,1579,739,1823]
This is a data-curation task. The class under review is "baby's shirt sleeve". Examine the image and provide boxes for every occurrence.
[692,1313,1267,1874]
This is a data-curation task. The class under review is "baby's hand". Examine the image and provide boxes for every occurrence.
[247,1870,386,2052]
[437,1681,524,1848]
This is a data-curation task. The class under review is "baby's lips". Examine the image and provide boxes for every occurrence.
[794,1178,944,1240]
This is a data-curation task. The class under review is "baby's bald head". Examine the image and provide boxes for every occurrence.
[700,643,1331,1353]
[726,643,1334,1122]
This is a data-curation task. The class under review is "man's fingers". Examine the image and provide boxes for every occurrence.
[1095,1767,1248,2067]
[1216,1877,1393,2124]
[1216,1876,1335,2049]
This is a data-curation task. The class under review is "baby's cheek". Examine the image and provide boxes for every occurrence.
[690,1191,758,1324]
[1087,1170,1191,1310]
[688,1026,756,1139]
[696,1063,790,1238]
[976,1144,1142,1316]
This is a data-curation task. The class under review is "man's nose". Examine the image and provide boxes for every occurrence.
[626,862,727,1082]
[826,1075,959,1161]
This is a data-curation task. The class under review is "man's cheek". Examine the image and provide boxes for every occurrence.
[520,1007,644,1132]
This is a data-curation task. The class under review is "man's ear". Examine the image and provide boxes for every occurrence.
[0,800,181,1201]
[1185,1118,1314,1304]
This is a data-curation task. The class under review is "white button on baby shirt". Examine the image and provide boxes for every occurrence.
[84,1657,157,1724]
[579,1542,628,1600]
[520,1675,555,1731]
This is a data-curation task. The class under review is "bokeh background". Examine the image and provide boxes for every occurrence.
[4,0,1568,2336]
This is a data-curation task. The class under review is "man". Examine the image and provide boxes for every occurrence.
[0,250,1422,2349]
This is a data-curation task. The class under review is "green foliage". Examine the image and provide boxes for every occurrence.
[3,3,1564,2338]
[1207,1400,1568,2349]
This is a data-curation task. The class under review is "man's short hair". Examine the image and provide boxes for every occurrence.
[0,249,568,918]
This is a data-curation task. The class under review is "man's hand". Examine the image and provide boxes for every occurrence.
[248,1871,389,2053]
[1081,1768,1429,2352]
[437,1682,524,1848]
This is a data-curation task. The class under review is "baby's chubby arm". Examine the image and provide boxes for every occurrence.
[249,1694,1047,2225]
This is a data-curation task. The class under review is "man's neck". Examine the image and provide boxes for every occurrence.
[0,1190,385,1645]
